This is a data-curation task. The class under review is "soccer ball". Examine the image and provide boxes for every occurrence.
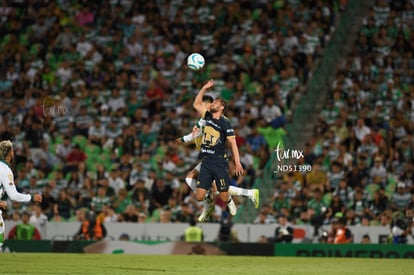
[187,53,205,71]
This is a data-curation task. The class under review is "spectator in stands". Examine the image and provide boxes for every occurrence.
[306,162,328,192]
[254,210,275,225]
[246,125,269,169]
[55,136,72,162]
[354,119,371,143]
[184,219,203,242]
[217,218,239,243]
[361,234,371,244]
[389,217,408,244]
[254,203,276,224]
[29,204,48,225]
[333,218,353,244]
[91,186,111,215]
[260,96,283,125]
[130,180,150,214]
[53,189,76,221]
[272,191,290,215]
[8,212,41,240]
[390,182,411,211]
[333,178,354,207]
[308,188,328,235]
[63,144,87,175]
[175,202,195,223]
[74,105,93,137]
[88,118,106,146]
[273,214,294,243]
[369,156,387,186]
[73,211,107,241]
[120,204,140,223]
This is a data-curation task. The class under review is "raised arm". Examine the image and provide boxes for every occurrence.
[193,79,214,116]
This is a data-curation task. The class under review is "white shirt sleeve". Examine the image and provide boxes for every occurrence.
[0,167,31,202]
[183,132,195,143]
[182,122,204,142]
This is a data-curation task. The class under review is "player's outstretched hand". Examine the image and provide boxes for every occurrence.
[175,137,183,144]
[33,193,42,203]
[203,79,214,89]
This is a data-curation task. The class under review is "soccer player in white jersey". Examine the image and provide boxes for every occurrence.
[0,140,42,249]
[176,95,259,222]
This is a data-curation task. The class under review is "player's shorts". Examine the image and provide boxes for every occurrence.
[197,157,230,192]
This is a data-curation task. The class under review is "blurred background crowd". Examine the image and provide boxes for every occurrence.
[0,0,412,243]
[257,0,414,244]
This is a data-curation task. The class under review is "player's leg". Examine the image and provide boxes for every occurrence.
[211,180,236,215]
[196,162,215,222]
[212,159,237,216]
[185,162,201,193]
[0,213,4,252]
[228,157,260,208]
[229,186,260,208]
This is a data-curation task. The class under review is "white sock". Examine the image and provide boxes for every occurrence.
[229,186,251,197]
[185,178,197,193]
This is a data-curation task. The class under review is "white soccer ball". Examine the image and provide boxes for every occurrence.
[187,53,205,71]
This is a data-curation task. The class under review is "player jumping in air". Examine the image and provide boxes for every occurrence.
[176,96,259,222]
[191,79,248,222]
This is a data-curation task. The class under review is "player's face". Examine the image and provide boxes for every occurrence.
[210,100,223,113]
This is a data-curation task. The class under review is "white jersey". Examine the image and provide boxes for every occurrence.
[0,161,31,203]
[0,161,31,234]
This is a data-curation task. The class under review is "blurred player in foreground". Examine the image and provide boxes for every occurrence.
[0,140,42,250]
[176,96,259,222]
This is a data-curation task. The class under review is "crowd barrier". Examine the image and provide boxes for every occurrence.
[4,222,410,244]
[2,240,413,258]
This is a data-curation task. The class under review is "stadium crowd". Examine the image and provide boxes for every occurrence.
[0,0,342,232]
[256,0,414,244]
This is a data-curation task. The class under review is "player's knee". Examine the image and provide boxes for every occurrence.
[196,191,206,201]
[196,196,204,202]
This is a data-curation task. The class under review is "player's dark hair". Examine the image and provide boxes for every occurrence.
[202,95,213,103]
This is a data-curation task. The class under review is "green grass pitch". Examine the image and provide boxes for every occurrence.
[0,254,413,274]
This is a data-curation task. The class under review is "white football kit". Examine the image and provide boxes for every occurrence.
[0,161,32,234]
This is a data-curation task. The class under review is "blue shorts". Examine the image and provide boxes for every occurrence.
[197,157,230,192]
